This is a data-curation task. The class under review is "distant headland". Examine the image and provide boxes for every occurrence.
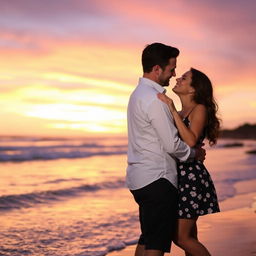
[220,123,256,140]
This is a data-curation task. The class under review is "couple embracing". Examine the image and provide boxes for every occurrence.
[126,43,220,256]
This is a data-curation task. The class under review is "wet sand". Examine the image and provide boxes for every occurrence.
[108,189,256,256]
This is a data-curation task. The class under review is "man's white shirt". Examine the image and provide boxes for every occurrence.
[126,77,194,190]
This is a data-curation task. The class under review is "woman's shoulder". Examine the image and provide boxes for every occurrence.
[195,104,206,111]
[191,104,207,116]
[189,104,207,123]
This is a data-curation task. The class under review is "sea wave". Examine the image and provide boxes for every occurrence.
[0,144,127,162]
[0,179,126,211]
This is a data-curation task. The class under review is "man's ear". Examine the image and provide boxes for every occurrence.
[153,65,163,76]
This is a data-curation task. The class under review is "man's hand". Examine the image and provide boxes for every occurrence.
[195,146,206,162]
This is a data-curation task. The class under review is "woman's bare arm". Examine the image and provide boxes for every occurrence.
[157,93,206,147]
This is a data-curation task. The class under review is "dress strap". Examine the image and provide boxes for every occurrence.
[184,105,197,119]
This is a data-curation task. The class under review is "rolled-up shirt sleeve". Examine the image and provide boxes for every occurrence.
[147,98,192,162]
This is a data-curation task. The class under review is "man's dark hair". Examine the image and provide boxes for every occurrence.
[142,42,179,73]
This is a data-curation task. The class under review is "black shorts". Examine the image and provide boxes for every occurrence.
[131,178,178,253]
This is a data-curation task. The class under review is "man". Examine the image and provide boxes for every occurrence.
[126,43,205,256]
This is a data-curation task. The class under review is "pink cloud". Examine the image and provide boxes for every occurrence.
[1,1,255,92]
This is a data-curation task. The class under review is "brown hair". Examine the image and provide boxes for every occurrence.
[142,43,179,73]
[190,68,221,145]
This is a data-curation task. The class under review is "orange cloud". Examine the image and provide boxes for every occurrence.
[0,0,255,135]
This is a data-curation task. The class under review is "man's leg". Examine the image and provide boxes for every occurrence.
[135,244,145,256]
[144,249,164,256]
[135,244,164,256]
[131,179,177,256]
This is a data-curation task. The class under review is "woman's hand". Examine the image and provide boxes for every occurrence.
[157,93,177,113]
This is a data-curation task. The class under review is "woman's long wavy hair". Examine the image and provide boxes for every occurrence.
[190,68,221,146]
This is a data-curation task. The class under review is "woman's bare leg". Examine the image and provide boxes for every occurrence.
[184,222,198,256]
[175,218,211,256]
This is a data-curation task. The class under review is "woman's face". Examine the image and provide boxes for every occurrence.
[172,70,195,95]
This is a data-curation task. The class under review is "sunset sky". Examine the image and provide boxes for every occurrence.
[0,0,255,137]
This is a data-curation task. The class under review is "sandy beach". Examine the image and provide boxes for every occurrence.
[108,187,256,256]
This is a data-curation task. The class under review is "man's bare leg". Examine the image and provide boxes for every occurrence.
[135,244,145,256]
[134,244,164,256]
[144,250,164,256]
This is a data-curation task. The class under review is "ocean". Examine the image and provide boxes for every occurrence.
[0,136,256,256]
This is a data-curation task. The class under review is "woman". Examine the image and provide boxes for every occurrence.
[158,68,220,256]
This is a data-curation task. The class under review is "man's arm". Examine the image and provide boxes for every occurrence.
[148,98,193,161]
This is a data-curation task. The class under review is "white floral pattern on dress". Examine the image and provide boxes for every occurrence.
[188,173,195,180]
[208,208,213,213]
[190,191,197,197]
[177,161,220,219]
[192,203,199,209]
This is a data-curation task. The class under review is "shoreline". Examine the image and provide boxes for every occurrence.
[108,189,256,256]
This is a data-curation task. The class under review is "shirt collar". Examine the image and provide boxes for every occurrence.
[139,77,166,94]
